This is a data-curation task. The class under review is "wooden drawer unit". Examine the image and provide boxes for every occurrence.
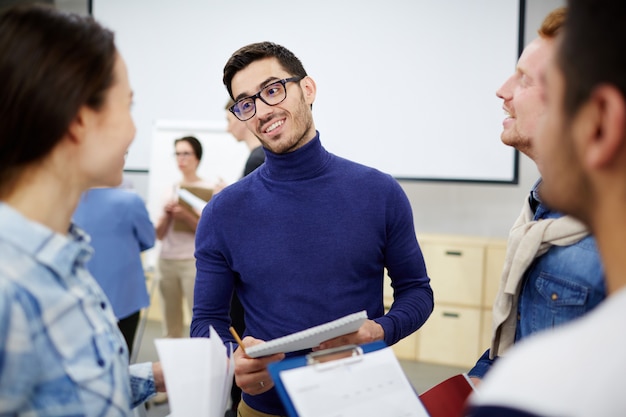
[392,331,420,361]
[420,241,485,307]
[381,234,506,367]
[483,244,507,308]
[417,304,481,368]
[480,309,493,354]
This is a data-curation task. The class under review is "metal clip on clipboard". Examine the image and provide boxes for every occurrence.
[305,344,364,371]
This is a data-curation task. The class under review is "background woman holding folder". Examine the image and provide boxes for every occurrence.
[155,136,213,339]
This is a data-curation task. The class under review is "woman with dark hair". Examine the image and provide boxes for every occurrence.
[155,135,213,340]
[0,5,165,415]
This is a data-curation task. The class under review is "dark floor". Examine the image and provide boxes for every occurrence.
[133,319,467,417]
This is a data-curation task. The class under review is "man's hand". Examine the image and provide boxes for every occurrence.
[233,336,285,395]
[314,319,384,351]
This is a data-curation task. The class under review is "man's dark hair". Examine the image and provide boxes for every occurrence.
[223,41,307,99]
[559,0,626,118]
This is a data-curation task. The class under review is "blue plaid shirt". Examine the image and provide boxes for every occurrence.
[0,203,156,416]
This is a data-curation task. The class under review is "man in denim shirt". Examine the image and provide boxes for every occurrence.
[468,7,606,383]
[468,0,626,413]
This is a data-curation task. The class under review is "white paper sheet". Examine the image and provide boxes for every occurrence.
[280,347,429,417]
[155,326,234,417]
[177,187,209,212]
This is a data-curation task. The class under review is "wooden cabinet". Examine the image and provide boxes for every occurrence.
[484,245,506,307]
[419,242,484,307]
[481,245,507,356]
[480,309,494,355]
[418,305,481,367]
[388,234,506,368]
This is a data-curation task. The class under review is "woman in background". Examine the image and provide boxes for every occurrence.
[155,136,213,338]
[0,5,165,415]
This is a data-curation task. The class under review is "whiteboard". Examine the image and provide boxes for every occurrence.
[94,0,521,183]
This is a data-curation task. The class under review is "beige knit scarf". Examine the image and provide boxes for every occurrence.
[489,197,588,358]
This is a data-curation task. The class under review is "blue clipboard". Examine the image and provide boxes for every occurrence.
[268,341,389,417]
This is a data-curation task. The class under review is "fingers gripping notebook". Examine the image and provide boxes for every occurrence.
[244,310,368,358]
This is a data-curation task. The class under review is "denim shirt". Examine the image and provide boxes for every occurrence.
[469,181,606,378]
[0,203,155,416]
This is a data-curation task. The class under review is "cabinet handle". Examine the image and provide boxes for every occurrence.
[442,312,460,318]
[445,250,463,256]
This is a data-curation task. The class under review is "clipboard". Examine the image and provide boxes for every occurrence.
[268,341,430,417]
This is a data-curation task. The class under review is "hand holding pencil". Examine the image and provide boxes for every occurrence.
[229,326,247,355]
[228,326,285,395]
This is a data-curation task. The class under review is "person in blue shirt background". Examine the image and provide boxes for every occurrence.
[74,186,156,356]
[468,7,605,384]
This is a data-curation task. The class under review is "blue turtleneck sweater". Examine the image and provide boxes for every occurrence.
[192,132,433,414]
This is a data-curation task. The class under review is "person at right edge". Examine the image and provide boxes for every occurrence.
[467,7,606,384]
[467,0,626,414]
[191,41,434,417]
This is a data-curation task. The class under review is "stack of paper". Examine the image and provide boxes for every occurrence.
[155,327,234,417]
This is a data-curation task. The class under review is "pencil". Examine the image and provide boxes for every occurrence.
[229,326,247,355]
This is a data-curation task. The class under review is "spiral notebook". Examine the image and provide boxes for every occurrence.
[245,310,368,358]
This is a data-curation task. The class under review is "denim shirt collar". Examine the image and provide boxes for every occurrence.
[529,178,556,220]
[0,203,93,282]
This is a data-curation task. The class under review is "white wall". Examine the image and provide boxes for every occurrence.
[405,0,564,238]
[94,0,520,183]
[78,0,565,238]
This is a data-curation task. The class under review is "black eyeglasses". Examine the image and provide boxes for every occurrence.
[229,76,303,121]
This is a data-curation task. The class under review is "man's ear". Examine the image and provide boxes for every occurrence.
[583,84,626,169]
[300,76,317,105]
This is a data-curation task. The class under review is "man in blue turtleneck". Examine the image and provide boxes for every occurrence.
[191,41,434,417]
